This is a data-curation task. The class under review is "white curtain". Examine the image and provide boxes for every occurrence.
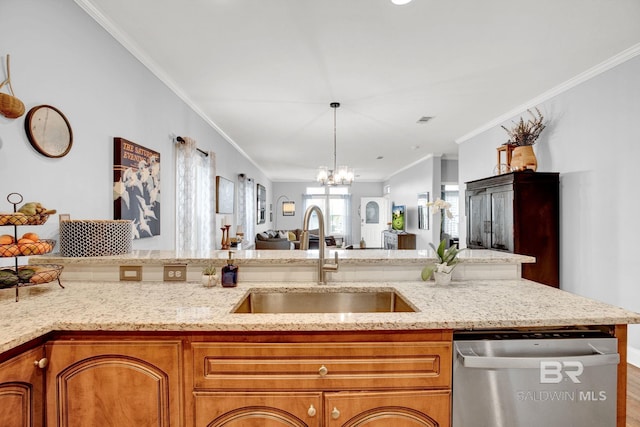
[238,175,255,245]
[175,137,216,255]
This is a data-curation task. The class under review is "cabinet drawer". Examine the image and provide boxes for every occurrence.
[193,341,451,390]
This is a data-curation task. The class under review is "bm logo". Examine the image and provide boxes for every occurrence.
[540,361,584,384]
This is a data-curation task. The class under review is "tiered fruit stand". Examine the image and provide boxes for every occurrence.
[0,193,63,301]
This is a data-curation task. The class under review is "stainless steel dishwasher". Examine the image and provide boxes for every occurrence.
[452,330,619,427]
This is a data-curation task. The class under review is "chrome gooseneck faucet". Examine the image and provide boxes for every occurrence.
[300,205,339,284]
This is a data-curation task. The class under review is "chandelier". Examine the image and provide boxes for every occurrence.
[316,102,355,186]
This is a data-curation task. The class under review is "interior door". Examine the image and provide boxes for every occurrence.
[360,197,388,248]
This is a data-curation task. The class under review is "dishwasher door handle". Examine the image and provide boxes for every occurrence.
[457,347,620,369]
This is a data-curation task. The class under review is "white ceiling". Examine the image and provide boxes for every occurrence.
[78,0,640,182]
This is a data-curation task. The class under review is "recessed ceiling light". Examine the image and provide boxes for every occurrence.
[391,0,413,4]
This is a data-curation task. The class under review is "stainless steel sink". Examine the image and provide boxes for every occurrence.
[233,289,416,314]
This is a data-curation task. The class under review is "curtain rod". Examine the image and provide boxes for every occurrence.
[176,136,208,157]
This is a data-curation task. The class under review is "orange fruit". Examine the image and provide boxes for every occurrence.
[20,243,40,256]
[0,234,15,245]
[0,244,20,257]
[39,241,52,253]
[21,232,39,241]
[17,238,35,245]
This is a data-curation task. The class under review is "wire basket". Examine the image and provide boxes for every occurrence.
[0,212,50,226]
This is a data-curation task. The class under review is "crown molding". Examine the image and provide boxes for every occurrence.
[455,42,640,144]
[73,0,268,176]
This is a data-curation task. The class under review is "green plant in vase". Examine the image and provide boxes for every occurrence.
[421,239,465,284]
[202,264,218,287]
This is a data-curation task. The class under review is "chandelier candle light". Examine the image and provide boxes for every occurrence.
[317,102,354,186]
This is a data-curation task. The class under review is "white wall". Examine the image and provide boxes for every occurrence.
[0,0,269,255]
[272,181,384,246]
[458,54,640,360]
[384,156,442,250]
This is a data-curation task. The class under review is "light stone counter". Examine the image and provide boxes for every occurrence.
[29,249,535,283]
[2,278,640,355]
[32,248,535,266]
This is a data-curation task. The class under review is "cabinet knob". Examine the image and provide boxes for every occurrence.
[318,365,328,376]
[33,358,48,369]
[331,407,340,420]
[307,404,317,417]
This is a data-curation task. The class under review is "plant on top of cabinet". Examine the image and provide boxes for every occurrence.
[501,107,546,146]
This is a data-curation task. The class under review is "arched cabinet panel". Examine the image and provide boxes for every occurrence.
[0,346,44,427]
[324,391,449,427]
[195,392,322,427]
[45,339,183,427]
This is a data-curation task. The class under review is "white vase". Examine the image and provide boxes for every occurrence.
[202,274,218,287]
[434,271,452,286]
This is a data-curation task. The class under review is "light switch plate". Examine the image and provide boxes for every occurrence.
[163,264,187,281]
[119,265,142,281]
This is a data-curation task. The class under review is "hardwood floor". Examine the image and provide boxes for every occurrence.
[629,364,640,427]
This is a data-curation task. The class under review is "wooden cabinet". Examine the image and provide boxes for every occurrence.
[194,392,323,427]
[465,171,559,287]
[383,231,416,250]
[44,337,183,427]
[0,346,45,427]
[325,390,450,426]
[192,332,451,427]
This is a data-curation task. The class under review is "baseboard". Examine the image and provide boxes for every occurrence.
[628,345,640,367]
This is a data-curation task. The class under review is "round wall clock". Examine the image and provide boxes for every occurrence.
[24,105,73,158]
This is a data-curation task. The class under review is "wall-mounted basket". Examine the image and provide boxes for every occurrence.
[59,220,133,257]
[0,55,25,119]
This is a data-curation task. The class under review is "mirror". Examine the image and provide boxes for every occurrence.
[24,105,73,158]
[257,183,266,224]
[417,192,430,230]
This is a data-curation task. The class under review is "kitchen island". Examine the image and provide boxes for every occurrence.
[1,249,639,426]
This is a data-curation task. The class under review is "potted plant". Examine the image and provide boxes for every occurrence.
[421,239,465,286]
[501,107,546,171]
[201,264,218,287]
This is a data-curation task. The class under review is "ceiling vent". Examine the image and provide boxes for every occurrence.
[417,116,433,124]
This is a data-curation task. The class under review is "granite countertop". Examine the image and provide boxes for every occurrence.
[31,248,536,266]
[2,278,639,354]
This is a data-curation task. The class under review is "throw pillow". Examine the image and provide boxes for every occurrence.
[288,231,296,241]
[278,231,289,239]
[257,232,269,241]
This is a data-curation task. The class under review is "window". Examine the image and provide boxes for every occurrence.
[303,187,352,244]
[441,184,459,239]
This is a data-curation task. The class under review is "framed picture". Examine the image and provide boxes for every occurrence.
[391,204,406,231]
[113,137,160,239]
[216,176,234,214]
[257,183,266,224]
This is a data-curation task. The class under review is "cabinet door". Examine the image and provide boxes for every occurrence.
[488,186,514,252]
[0,346,45,427]
[45,339,183,427]
[324,390,450,427]
[194,392,322,427]
[466,191,489,248]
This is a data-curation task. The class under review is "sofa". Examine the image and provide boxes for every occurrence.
[255,229,336,250]
[255,230,295,250]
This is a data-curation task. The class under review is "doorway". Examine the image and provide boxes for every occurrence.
[360,197,388,248]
